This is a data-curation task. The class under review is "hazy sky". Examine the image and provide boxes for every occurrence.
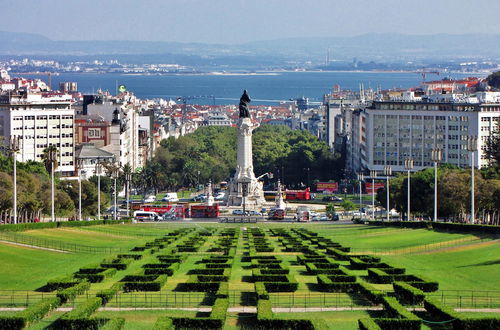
[1,0,499,44]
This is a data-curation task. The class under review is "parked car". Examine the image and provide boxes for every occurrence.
[248,210,261,216]
[232,209,244,215]
[319,214,330,221]
[143,195,156,203]
[214,192,225,201]
[322,196,343,202]
[332,214,340,221]
[192,194,207,201]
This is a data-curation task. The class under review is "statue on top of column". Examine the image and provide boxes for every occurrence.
[239,90,251,118]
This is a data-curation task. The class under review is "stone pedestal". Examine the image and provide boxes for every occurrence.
[227,117,265,207]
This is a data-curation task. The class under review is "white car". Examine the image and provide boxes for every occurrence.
[214,192,225,200]
[143,195,156,203]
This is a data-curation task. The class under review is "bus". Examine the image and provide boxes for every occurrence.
[285,188,310,200]
[264,191,286,201]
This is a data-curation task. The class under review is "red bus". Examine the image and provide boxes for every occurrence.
[285,188,310,200]
[190,204,220,218]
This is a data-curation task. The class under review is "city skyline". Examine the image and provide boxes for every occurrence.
[0,0,499,44]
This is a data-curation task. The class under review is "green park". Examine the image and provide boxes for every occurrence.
[0,220,498,329]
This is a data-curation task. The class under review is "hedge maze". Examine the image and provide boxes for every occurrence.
[0,223,498,329]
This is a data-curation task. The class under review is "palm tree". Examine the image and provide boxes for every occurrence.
[41,145,58,221]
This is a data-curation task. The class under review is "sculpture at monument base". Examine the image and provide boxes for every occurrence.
[227,91,265,208]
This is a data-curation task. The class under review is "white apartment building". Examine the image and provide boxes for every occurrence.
[0,93,75,176]
[351,99,500,173]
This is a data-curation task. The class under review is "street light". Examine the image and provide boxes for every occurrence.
[125,171,132,218]
[46,148,58,222]
[384,165,392,222]
[370,170,377,220]
[357,173,364,215]
[76,159,84,222]
[431,148,442,222]
[404,158,414,221]
[467,136,478,224]
[111,165,121,221]
[95,158,102,221]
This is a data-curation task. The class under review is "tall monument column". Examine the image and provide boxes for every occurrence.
[227,90,265,207]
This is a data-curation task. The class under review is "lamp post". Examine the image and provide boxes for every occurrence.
[46,148,58,222]
[404,158,414,221]
[431,148,442,222]
[467,136,478,224]
[111,165,120,221]
[76,159,83,222]
[9,136,20,224]
[370,170,377,220]
[384,165,392,222]
[126,171,132,218]
[95,159,101,221]
[357,173,364,215]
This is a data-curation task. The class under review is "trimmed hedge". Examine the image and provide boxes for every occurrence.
[423,297,457,321]
[74,268,117,283]
[255,282,269,300]
[257,299,273,321]
[367,268,394,284]
[175,282,220,292]
[100,318,126,330]
[152,316,174,330]
[55,297,103,329]
[0,219,131,232]
[172,298,228,330]
[374,318,421,330]
[0,296,62,329]
[96,283,122,305]
[122,275,168,292]
[57,281,91,303]
[381,296,419,320]
[406,280,439,292]
[393,281,425,305]
[358,318,382,330]
[263,281,298,292]
[45,275,79,291]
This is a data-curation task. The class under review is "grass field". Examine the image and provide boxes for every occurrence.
[0,222,498,329]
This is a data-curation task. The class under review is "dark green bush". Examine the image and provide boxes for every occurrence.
[100,317,126,330]
[256,299,273,321]
[374,318,421,330]
[45,275,79,291]
[368,268,394,284]
[393,281,425,305]
[255,282,269,300]
[263,281,298,292]
[152,316,174,330]
[358,318,381,330]
[381,296,419,319]
[57,281,91,303]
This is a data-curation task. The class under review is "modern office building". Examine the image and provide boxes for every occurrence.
[351,97,500,173]
[0,92,75,176]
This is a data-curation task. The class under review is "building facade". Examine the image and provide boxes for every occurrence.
[0,92,75,176]
[351,100,500,173]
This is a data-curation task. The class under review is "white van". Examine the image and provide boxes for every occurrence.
[161,192,179,203]
[133,211,159,221]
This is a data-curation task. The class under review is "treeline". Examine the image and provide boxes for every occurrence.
[376,165,500,224]
[0,155,109,222]
[137,125,343,193]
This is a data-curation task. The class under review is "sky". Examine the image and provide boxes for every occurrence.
[1,0,499,44]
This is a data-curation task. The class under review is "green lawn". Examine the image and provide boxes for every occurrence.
[0,222,498,329]
[380,241,500,292]
[0,243,105,290]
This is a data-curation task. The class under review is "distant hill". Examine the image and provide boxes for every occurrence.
[0,31,499,62]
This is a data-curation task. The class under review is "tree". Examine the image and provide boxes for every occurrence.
[41,145,58,173]
[484,124,500,165]
[341,200,356,212]
[486,70,500,89]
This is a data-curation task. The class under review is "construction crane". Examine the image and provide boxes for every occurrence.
[415,69,440,83]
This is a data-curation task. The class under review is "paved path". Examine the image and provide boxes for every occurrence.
[0,240,68,253]
[2,306,498,313]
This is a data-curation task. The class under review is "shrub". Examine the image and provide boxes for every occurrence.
[101,318,126,330]
[406,280,439,292]
[0,297,63,329]
[175,282,220,292]
[381,296,419,319]
[216,282,229,298]
[454,318,500,330]
[393,281,425,305]
[423,297,457,321]
[96,283,122,305]
[55,297,104,329]
[256,299,273,321]
[117,254,142,260]
[61,297,102,319]
[367,268,394,284]
[45,275,79,291]
[255,282,269,300]
[358,282,384,304]
[152,317,174,330]
[57,281,91,303]
[374,318,421,330]
[358,318,381,330]
[263,281,298,292]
